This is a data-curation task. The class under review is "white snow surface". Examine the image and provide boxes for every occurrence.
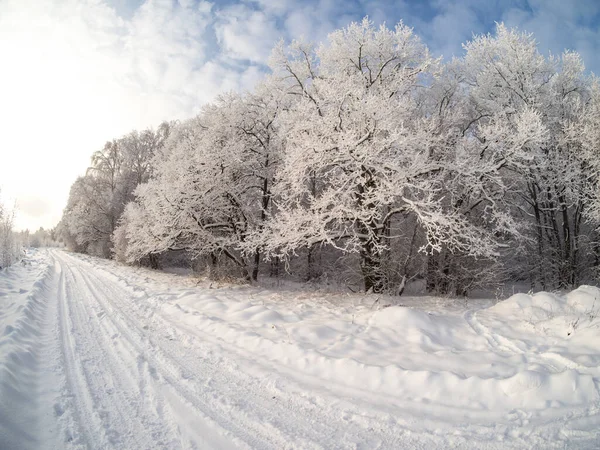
[1,249,599,449]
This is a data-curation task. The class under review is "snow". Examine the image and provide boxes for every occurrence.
[1,249,600,449]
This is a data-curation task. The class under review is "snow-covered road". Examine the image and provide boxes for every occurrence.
[1,249,599,449]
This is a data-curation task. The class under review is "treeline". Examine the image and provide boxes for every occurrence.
[17,228,60,249]
[0,195,19,269]
[0,197,58,269]
[59,125,171,257]
[59,19,600,295]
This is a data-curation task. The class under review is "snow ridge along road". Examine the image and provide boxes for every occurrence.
[1,249,599,449]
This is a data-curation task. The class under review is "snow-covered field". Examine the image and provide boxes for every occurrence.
[1,249,599,449]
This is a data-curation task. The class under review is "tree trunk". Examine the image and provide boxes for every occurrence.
[148,253,160,270]
[252,249,260,281]
[270,256,280,278]
[306,243,317,281]
[426,253,438,293]
[360,248,384,293]
[571,204,583,286]
[529,181,546,289]
[357,218,385,293]
[439,253,451,295]
[558,192,572,288]
[208,252,218,279]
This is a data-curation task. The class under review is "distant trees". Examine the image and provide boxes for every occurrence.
[60,123,170,257]
[0,194,19,269]
[27,228,57,248]
[59,19,600,295]
[0,196,57,269]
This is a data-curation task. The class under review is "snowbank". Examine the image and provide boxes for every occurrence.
[6,250,598,448]
[0,250,56,447]
[149,285,600,417]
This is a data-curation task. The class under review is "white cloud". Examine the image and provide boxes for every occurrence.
[422,3,481,59]
[243,0,295,16]
[215,4,282,63]
[284,7,331,43]
[0,0,265,230]
[501,0,600,74]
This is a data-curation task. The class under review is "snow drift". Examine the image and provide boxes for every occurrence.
[1,250,599,449]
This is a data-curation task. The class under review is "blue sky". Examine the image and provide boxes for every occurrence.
[108,0,600,72]
[0,0,599,230]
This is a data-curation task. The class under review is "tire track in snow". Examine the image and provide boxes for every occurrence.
[55,251,186,449]
[56,255,108,448]
[54,251,420,449]
[66,251,545,449]
[50,249,600,449]
[67,260,245,449]
[55,250,296,449]
[61,251,333,449]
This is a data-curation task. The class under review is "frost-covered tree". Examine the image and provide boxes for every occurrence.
[118,84,286,279]
[26,227,56,248]
[414,57,534,294]
[61,124,168,257]
[61,175,115,256]
[119,122,172,202]
[461,24,595,289]
[566,77,600,274]
[253,19,544,293]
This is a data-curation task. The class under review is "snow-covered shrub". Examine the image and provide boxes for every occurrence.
[0,199,20,269]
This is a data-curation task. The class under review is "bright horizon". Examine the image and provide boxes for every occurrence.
[1,0,599,231]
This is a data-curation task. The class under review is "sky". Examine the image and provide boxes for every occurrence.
[0,0,599,231]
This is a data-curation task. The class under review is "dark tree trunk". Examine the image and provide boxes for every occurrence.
[559,192,572,288]
[148,253,160,270]
[360,248,384,293]
[306,243,317,281]
[439,254,451,295]
[357,217,385,293]
[426,253,438,293]
[252,249,260,281]
[529,181,546,290]
[571,204,583,286]
[207,252,218,279]
[270,256,280,278]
